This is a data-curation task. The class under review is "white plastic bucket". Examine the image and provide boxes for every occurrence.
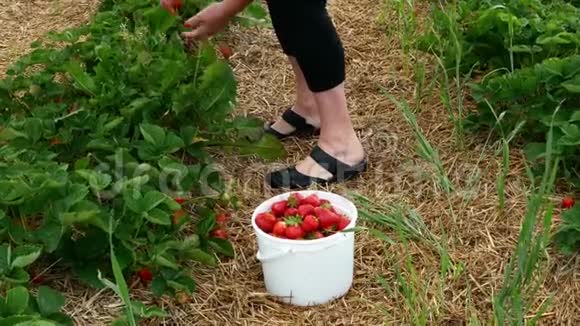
[251,190,357,306]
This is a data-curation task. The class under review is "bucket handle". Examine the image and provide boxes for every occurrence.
[256,241,338,263]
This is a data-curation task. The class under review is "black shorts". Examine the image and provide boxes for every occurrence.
[265,0,346,93]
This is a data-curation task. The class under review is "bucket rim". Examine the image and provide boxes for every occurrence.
[251,190,358,245]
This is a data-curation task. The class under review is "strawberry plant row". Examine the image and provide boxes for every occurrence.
[419,0,580,254]
[0,0,282,315]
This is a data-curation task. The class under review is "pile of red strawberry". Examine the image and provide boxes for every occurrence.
[255,193,351,240]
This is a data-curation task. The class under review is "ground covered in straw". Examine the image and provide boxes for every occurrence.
[1,0,579,325]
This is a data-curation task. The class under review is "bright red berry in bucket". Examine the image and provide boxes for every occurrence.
[284,207,299,217]
[285,225,304,239]
[273,221,287,237]
[336,215,351,231]
[256,212,277,233]
[298,204,315,217]
[300,194,321,207]
[315,207,340,229]
[301,215,319,233]
[287,193,304,208]
[264,194,351,240]
[562,197,575,209]
[271,200,287,216]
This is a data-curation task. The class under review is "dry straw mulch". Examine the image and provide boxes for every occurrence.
[1,0,579,325]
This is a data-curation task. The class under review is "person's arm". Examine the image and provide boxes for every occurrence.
[182,0,253,41]
[221,0,253,18]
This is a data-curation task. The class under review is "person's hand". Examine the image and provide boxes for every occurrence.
[182,2,233,41]
[160,0,182,15]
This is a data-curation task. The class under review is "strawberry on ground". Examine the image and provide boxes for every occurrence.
[137,268,153,283]
[256,212,277,233]
[271,200,287,216]
[31,275,46,285]
[174,197,186,205]
[301,215,319,233]
[215,213,229,225]
[50,137,62,146]
[273,221,287,237]
[211,228,228,239]
[562,197,575,209]
[298,204,315,217]
[218,43,233,60]
[173,209,187,224]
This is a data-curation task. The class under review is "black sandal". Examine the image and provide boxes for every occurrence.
[266,145,368,189]
[264,108,319,140]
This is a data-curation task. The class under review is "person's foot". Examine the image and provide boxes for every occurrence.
[296,133,365,180]
[268,102,320,137]
[267,132,366,189]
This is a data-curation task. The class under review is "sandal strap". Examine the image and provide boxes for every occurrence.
[282,108,313,130]
[264,122,286,139]
[309,145,346,176]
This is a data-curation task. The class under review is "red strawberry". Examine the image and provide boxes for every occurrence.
[301,215,319,233]
[31,275,46,285]
[215,213,229,225]
[301,194,321,207]
[49,137,62,146]
[271,200,287,216]
[256,212,277,233]
[137,268,153,283]
[218,43,233,60]
[284,207,299,217]
[297,204,315,217]
[312,231,324,239]
[315,207,340,229]
[175,197,186,205]
[336,215,351,231]
[211,228,228,239]
[562,197,575,209]
[173,0,182,10]
[287,193,304,208]
[173,209,187,224]
[285,225,305,239]
[273,221,287,237]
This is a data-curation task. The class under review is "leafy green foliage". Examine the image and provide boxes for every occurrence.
[420,0,580,255]
[0,0,282,318]
[0,286,73,325]
[554,205,580,255]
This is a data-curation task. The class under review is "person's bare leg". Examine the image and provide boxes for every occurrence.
[295,83,365,179]
[269,57,320,135]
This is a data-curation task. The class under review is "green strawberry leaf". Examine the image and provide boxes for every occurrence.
[144,208,171,226]
[37,286,65,316]
[208,238,235,258]
[141,191,168,212]
[64,61,96,96]
[5,286,29,315]
[150,276,167,297]
[11,245,42,269]
[187,249,217,266]
[140,124,166,146]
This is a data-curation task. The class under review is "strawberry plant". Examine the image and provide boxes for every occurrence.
[0,0,282,315]
[0,286,73,325]
[554,204,580,255]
